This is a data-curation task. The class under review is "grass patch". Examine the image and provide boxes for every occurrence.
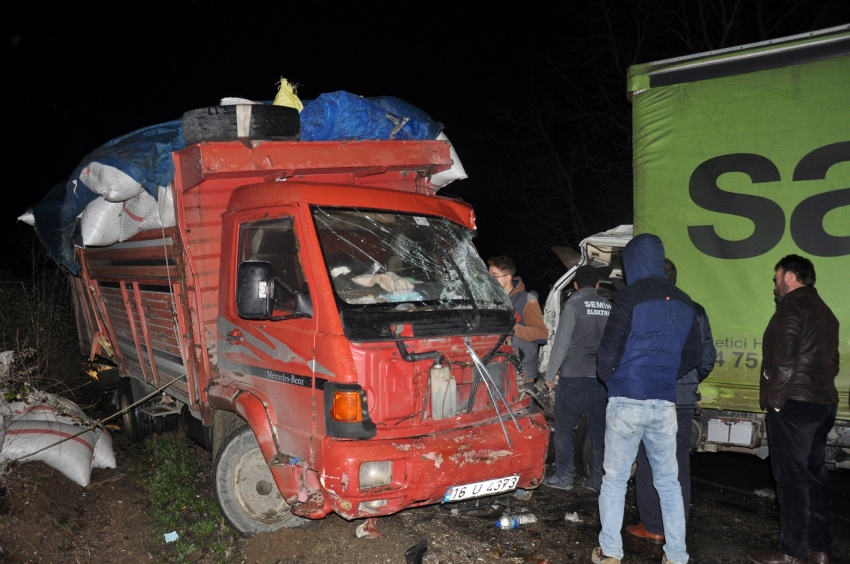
[133,436,237,563]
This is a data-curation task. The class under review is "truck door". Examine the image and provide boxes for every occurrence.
[218,211,317,461]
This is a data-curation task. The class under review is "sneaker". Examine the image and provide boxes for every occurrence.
[661,554,685,564]
[542,473,573,491]
[591,547,621,564]
[583,474,603,493]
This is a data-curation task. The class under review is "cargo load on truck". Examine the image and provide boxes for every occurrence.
[22,90,547,535]
[21,91,465,274]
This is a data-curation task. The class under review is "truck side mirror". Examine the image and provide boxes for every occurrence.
[236,261,274,319]
[293,285,313,318]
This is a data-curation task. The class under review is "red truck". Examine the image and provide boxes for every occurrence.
[69,138,549,534]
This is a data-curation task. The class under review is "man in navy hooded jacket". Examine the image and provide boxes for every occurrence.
[591,234,702,564]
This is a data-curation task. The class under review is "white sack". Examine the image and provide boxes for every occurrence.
[431,132,468,189]
[81,197,122,246]
[92,430,116,469]
[0,393,116,486]
[119,185,175,241]
[1,419,106,486]
[157,185,176,228]
[17,211,35,226]
[0,350,14,379]
[120,190,158,241]
[80,161,144,202]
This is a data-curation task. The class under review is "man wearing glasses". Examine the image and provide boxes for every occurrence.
[488,256,548,384]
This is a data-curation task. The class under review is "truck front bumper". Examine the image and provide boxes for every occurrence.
[308,411,549,520]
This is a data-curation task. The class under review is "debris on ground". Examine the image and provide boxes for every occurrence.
[564,511,582,522]
[448,502,505,519]
[754,488,776,499]
[404,540,428,564]
[355,516,382,538]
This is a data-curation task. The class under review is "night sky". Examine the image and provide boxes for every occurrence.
[3,1,561,286]
[6,2,849,296]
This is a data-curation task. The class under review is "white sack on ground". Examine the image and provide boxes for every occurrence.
[1,420,108,486]
[0,393,116,487]
[81,197,122,246]
[0,350,14,378]
[431,132,468,189]
[80,161,145,202]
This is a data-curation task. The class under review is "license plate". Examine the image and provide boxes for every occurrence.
[443,475,520,503]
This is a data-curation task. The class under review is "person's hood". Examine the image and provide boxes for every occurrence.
[623,233,666,285]
[509,277,526,296]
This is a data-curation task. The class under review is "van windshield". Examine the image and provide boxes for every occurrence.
[313,207,511,313]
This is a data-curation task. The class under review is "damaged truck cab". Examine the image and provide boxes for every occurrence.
[72,139,548,534]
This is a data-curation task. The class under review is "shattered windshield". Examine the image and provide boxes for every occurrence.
[312,207,511,312]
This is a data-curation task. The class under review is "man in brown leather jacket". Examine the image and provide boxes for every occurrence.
[747,255,839,564]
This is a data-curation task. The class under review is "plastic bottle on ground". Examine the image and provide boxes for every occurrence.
[495,513,538,529]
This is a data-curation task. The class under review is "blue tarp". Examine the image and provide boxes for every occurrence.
[301,92,442,141]
[30,93,441,273]
[33,120,185,273]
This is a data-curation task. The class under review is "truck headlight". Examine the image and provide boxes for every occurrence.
[360,461,392,490]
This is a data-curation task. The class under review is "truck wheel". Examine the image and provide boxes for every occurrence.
[182,105,300,145]
[573,414,593,478]
[118,378,148,443]
[213,426,304,535]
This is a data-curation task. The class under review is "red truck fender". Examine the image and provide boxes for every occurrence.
[234,392,278,462]
[232,391,311,506]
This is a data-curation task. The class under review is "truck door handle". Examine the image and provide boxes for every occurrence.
[226,330,244,343]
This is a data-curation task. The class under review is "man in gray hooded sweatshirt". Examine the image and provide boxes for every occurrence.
[543,265,610,493]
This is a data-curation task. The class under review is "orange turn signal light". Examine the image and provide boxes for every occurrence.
[331,391,362,422]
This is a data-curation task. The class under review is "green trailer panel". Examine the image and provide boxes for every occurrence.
[630,27,850,420]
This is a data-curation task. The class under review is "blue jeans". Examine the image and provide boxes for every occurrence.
[598,397,688,563]
[635,407,695,535]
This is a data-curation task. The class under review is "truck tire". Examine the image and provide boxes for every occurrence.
[182,105,300,145]
[118,378,149,443]
[212,409,246,461]
[573,415,638,478]
[213,425,305,535]
[573,414,593,478]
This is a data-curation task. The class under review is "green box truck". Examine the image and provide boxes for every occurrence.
[541,24,850,470]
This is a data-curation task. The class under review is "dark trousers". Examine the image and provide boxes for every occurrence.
[553,377,607,479]
[766,399,837,558]
[635,407,694,535]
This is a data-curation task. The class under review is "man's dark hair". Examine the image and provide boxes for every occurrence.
[775,254,816,286]
[664,258,677,286]
[488,256,516,275]
[574,265,600,288]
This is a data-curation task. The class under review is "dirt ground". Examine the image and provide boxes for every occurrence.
[1,426,848,564]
